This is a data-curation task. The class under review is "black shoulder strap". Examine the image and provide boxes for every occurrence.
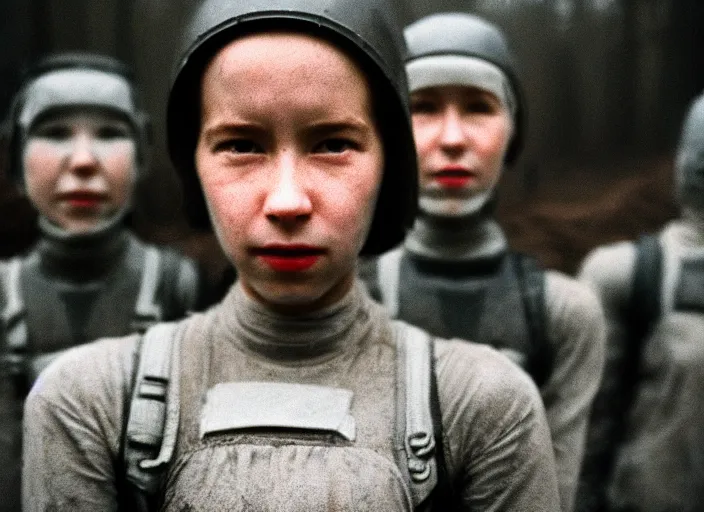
[512,253,552,388]
[119,322,182,512]
[576,235,664,511]
[427,335,456,512]
[620,233,663,415]
[626,234,663,350]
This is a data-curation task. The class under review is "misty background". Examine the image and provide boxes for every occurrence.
[1,0,702,274]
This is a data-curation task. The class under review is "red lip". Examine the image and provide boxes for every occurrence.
[432,167,475,189]
[254,244,325,272]
[59,192,106,208]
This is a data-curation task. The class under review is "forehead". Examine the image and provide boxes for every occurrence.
[202,31,370,104]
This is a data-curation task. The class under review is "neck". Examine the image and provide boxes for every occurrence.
[36,214,129,282]
[224,279,372,362]
[405,209,507,262]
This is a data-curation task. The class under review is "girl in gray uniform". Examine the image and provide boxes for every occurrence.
[578,91,704,511]
[22,2,560,511]
[363,13,605,512]
[0,53,206,512]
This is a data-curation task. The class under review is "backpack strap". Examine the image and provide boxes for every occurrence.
[122,321,182,509]
[394,321,450,510]
[579,235,663,510]
[378,248,404,318]
[1,258,28,387]
[132,247,163,333]
[511,253,552,388]
[626,234,662,347]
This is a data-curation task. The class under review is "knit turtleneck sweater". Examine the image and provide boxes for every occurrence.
[36,214,130,284]
[404,210,507,264]
[225,280,373,362]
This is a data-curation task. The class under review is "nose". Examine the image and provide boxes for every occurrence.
[262,154,313,228]
[66,134,100,176]
[438,107,467,152]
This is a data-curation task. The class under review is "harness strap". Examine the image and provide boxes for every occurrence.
[511,253,551,388]
[1,258,27,379]
[124,322,182,496]
[378,248,403,318]
[394,321,438,508]
[132,247,163,333]
[121,318,448,509]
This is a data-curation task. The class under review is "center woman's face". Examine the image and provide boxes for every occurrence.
[196,33,384,313]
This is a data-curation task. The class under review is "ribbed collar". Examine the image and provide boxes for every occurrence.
[405,211,507,263]
[36,215,130,283]
[218,279,374,363]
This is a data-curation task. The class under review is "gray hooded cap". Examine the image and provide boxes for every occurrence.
[676,92,704,213]
[167,0,418,256]
[6,52,150,187]
[404,12,525,165]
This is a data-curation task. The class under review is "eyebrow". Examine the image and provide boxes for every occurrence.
[303,119,370,138]
[200,122,264,145]
[201,118,371,144]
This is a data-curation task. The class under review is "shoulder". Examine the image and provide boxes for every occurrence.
[28,334,139,406]
[544,269,604,325]
[435,338,543,434]
[25,334,140,454]
[577,241,636,302]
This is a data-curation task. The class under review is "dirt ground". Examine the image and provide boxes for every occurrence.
[497,152,678,275]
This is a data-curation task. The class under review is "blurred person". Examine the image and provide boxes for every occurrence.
[361,13,605,512]
[578,91,704,512]
[0,52,208,512]
[21,1,561,510]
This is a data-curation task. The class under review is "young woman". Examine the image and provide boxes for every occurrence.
[0,53,207,511]
[22,2,560,510]
[362,14,605,511]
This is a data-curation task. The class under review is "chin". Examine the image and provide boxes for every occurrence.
[244,272,353,314]
[419,192,491,218]
[247,280,331,311]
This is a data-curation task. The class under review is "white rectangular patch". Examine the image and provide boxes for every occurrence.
[200,381,356,441]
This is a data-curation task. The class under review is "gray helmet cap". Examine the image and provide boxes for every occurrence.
[5,52,151,187]
[676,91,704,212]
[167,0,418,256]
[404,12,525,165]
